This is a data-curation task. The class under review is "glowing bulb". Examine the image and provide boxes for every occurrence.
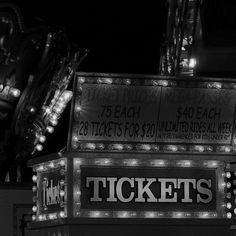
[224,146,231,152]
[227,212,232,219]
[194,145,204,152]
[58,102,66,108]
[227,182,231,188]
[39,135,46,143]
[214,82,222,89]
[189,58,196,68]
[32,206,37,212]
[226,172,231,178]
[59,190,65,197]
[32,186,37,192]
[32,215,36,221]
[36,144,43,151]
[49,162,54,168]
[124,79,131,85]
[97,78,113,84]
[59,159,65,166]
[178,160,192,167]
[49,214,54,220]
[167,145,178,152]
[50,113,59,121]
[10,88,21,97]
[45,107,51,114]
[85,143,96,150]
[104,78,113,84]
[138,144,151,151]
[151,160,166,166]
[59,211,65,218]
[32,175,37,182]
[75,105,82,112]
[50,119,58,126]
[78,77,85,84]
[109,144,124,150]
[227,202,232,209]
[54,106,63,113]
[159,80,168,87]
[46,126,54,133]
[62,90,73,101]
[29,106,36,113]
[145,212,156,218]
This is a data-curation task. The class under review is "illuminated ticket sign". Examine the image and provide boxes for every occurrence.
[36,163,66,218]
[31,156,231,221]
[73,158,227,219]
[81,167,215,210]
[69,73,236,153]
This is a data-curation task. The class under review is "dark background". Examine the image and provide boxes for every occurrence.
[8,0,167,155]
[5,0,236,156]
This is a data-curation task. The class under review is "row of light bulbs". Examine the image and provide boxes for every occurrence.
[32,211,66,222]
[225,171,236,219]
[0,84,21,98]
[34,90,73,152]
[71,141,234,154]
[73,158,222,169]
[74,210,219,219]
[77,75,230,90]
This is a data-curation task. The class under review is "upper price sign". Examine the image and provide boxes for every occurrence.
[68,73,236,153]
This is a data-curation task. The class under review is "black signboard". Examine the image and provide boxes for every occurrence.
[81,166,216,211]
[69,73,236,153]
[38,168,65,215]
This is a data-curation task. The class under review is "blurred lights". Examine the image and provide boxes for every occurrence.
[59,211,65,218]
[32,186,37,192]
[227,182,231,188]
[32,206,37,212]
[36,144,43,151]
[227,212,232,219]
[226,172,231,178]
[78,77,85,84]
[189,58,196,68]
[39,135,46,143]
[9,87,21,97]
[46,126,54,133]
[62,90,73,101]
[227,203,232,209]
[32,175,37,182]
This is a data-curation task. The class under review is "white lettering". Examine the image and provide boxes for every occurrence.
[177,179,196,203]
[116,177,134,202]
[135,178,158,202]
[197,179,212,203]
[159,178,177,202]
[86,177,106,202]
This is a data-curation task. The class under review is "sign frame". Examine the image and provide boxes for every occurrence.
[73,157,227,219]
[68,72,236,154]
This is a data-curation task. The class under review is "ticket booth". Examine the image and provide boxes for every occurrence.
[28,73,236,236]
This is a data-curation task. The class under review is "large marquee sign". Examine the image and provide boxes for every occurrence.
[81,166,216,211]
[31,156,231,221]
[73,158,226,219]
[69,73,236,153]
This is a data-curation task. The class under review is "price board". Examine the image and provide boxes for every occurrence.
[68,73,236,153]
